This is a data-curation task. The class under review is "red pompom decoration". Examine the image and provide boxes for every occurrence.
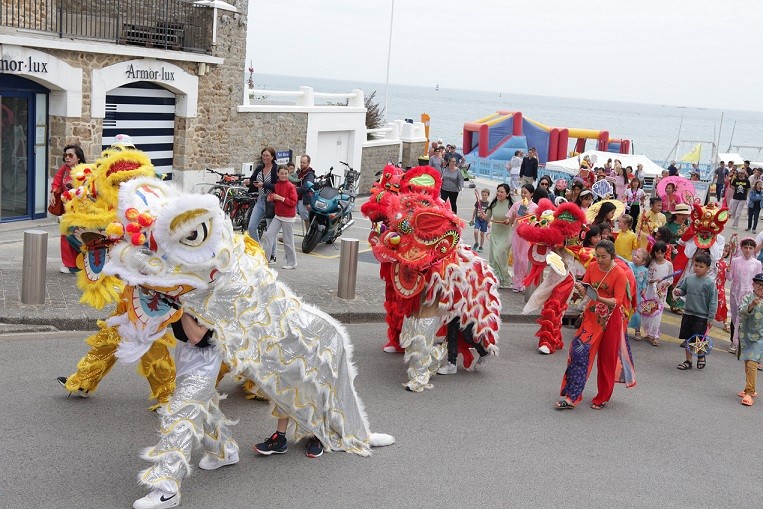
[130,232,146,246]
[125,222,142,235]
[125,207,140,221]
[137,213,154,227]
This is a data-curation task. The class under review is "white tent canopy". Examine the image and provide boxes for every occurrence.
[543,150,665,178]
[717,152,746,166]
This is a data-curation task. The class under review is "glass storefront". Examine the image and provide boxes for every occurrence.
[0,75,48,222]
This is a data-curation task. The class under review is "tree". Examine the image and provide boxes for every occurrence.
[364,91,385,137]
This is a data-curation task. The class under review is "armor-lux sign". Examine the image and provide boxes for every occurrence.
[0,56,48,73]
[125,64,175,81]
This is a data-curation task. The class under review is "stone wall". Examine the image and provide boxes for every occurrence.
[359,143,401,194]
[176,0,250,172]
[227,112,308,172]
[401,141,428,169]
[39,1,249,176]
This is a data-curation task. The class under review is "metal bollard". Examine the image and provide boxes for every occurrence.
[337,238,359,299]
[21,230,48,305]
[523,282,537,304]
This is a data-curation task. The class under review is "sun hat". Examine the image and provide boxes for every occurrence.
[585,199,625,224]
[673,203,691,215]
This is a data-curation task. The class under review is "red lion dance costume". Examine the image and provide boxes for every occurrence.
[362,165,502,391]
[516,198,590,355]
[671,203,728,286]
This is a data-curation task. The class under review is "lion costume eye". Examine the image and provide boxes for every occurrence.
[181,222,209,247]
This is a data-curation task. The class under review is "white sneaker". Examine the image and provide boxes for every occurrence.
[281,264,297,270]
[133,489,180,509]
[538,345,551,355]
[60,266,74,274]
[437,362,457,375]
[382,344,399,353]
[198,444,239,470]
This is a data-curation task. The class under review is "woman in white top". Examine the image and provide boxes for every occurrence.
[505,149,524,194]
[623,178,646,232]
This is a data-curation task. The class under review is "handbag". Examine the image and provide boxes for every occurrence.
[48,189,64,216]
[264,198,275,219]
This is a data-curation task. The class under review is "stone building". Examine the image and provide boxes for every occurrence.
[0,0,250,222]
[0,0,428,223]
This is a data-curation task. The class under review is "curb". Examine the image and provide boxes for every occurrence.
[0,312,540,332]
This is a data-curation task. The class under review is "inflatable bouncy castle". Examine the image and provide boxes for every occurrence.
[463,111,631,166]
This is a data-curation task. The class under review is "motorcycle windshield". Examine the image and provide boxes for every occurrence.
[319,187,339,200]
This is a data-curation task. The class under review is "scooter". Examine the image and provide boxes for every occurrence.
[301,161,358,253]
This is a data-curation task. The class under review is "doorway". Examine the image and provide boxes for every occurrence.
[0,75,48,222]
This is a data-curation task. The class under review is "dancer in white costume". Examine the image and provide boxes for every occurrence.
[133,312,238,509]
[104,182,394,479]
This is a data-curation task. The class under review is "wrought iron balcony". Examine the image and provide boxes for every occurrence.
[1,0,214,54]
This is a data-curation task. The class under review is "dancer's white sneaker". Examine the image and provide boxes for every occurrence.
[437,362,457,375]
[133,489,180,509]
[198,444,239,470]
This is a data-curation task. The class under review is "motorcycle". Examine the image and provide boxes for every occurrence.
[302,161,358,253]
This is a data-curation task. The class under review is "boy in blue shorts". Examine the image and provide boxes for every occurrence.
[469,188,490,252]
[674,252,718,370]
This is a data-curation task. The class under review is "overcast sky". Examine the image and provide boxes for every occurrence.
[246,0,763,111]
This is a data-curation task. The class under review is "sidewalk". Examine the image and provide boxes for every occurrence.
[0,177,536,331]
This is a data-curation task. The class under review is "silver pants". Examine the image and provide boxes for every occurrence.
[138,342,236,494]
[399,316,444,392]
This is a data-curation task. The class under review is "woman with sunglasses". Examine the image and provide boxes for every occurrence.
[537,175,553,192]
[51,144,85,273]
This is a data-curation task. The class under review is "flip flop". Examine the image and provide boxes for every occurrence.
[555,400,575,410]
[590,402,606,410]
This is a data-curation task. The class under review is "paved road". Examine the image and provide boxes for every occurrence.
[2,322,758,509]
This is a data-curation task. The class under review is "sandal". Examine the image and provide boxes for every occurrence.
[590,402,606,410]
[697,356,706,369]
[742,394,754,406]
[634,331,642,341]
[738,391,758,398]
[649,337,660,347]
[555,399,575,410]
[677,360,692,370]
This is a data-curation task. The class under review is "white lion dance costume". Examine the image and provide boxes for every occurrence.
[102,179,394,505]
[363,166,502,391]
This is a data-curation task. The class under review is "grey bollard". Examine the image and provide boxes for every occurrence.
[21,230,48,305]
[523,282,538,304]
[337,238,359,300]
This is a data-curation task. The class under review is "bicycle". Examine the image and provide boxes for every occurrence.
[194,169,266,237]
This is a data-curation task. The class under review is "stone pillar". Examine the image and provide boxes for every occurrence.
[400,121,427,168]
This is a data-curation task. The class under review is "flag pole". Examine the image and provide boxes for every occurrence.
[383,0,395,122]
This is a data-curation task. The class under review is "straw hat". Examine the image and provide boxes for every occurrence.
[585,199,625,224]
[673,203,691,215]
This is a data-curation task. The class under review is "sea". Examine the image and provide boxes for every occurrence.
[251,73,763,167]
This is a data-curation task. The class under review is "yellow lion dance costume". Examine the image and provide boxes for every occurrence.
[57,143,176,408]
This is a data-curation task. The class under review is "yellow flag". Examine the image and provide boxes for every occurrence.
[679,143,702,163]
